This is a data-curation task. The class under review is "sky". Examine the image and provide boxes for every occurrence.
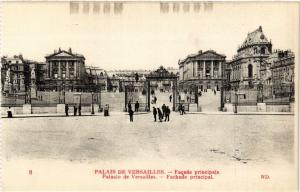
[1,2,299,70]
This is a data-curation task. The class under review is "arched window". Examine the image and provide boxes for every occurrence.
[248,64,253,78]
[261,47,266,54]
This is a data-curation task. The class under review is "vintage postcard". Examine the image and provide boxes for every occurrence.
[0,1,299,191]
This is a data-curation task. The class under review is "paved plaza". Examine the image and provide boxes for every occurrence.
[3,112,295,165]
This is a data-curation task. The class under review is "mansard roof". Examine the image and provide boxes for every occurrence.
[239,26,271,50]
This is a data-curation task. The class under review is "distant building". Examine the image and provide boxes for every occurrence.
[178,50,226,91]
[1,55,26,93]
[23,59,47,85]
[106,69,151,92]
[44,48,87,91]
[85,66,108,90]
[268,50,295,99]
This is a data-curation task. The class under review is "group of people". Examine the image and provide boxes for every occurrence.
[178,103,186,115]
[65,104,82,116]
[152,104,171,122]
[127,101,140,122]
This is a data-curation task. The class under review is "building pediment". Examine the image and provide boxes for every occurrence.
[195,51,226,60]
[54,51,73,57]
[46,51,74,58]
[45,49,85,60]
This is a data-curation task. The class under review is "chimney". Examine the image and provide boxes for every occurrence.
[54,49,57,53]
[58,47,61,52]
[258,26,262,32]
[69,48,72,53]
[198,50,202,54]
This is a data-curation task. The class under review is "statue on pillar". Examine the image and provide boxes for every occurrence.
[3,68,12,94]
[13,75,18,92]
[30,67,37,99]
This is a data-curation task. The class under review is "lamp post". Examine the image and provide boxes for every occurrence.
[257,82,263,103]
[234,87,238,114]
[91,91,95,115]
[99,83,102,112]
[63,82,65,104]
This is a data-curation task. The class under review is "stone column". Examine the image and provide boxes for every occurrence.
[58,60,61,79]
[210,60,214,78]
[74,61,77,79]
[219,61,222,78]
[66,61,70,79]
[49,61,52,79]
[192,61,194,77]
[194,61,198,77]
[203,60,206,78]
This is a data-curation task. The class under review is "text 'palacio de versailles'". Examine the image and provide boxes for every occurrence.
[1,26,295,115]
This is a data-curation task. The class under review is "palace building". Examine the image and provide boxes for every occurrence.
[226,26,272,89]
[1,55,46,94]
[225,26,295,103]
[178,50,226,91]
[42,48,88,91]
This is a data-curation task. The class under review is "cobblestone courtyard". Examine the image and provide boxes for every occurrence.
[3,113,295,165]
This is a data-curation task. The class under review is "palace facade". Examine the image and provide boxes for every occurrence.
[44,48,87,88]
[225,26,295,101]
[226,26,273,89]
[178,50,226,91]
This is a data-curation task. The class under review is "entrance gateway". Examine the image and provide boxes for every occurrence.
[145,66,178,111]
[123,66,178,112]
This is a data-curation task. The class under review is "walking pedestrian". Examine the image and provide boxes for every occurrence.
[178,103,183,115]
[78,104,81,116]
[157,108,163,122]
[162,104,166,118]
[135,101,139,112]
[165,106,170,121]
[154,96,157,104]
[65,104,69,116]
[74,105,77,116]
[169,95,172,102]
[182,105,186,115]
[153,107,157,122]
[7,107,13,118]
[128,101,132,111]
[128,108,134,122]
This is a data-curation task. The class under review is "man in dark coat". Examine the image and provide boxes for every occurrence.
[178,103,182,115]
[74,105,77,116]
[169,95,172,102]
[65,104,69,116]
[182,105,186,115]
[162,104,166,117]
[165,106,170,121]
[7,107,13,118]
[128,101,132,111]
[135,101,139,112]
[157,108,163,122]
[128,108,134,122]
[152,107,157,122]
[78,104,81,116]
